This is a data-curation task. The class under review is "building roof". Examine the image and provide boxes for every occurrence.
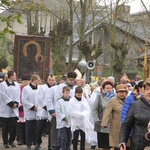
[1,1,149,49]
[69,11,150,47]
[69,14,105,46]
[115,19,149,43]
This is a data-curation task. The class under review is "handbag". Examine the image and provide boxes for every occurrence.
[144,120,150,150]
[145,120,150,141]
[144,146,150,150]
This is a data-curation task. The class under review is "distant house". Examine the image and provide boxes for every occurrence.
[0,1,149,77]
[66,6,150,77]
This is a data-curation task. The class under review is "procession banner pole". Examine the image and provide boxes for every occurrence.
[143,36,149,80]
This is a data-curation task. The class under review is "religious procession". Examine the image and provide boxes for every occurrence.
[0,70,150,150]
[0,0,150,150]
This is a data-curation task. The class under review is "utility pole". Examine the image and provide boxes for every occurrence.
[143,36,150,80]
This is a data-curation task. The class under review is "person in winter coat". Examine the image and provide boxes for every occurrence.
[119,78,150,150]
[101,84,128,150]
[121,80,144,123]
[92,81,115,150]
[120,81,144,149]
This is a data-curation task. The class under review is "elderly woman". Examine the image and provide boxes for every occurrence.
[92,81,115,150]
[119,78,150,150]
[101,84,128,150]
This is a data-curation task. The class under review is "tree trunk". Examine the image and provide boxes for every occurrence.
[68,0,73,71]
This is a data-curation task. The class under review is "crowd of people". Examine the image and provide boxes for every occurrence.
[0,70,150,150]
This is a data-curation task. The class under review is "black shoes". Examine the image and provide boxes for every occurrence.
[27,146,31,149]
[9,143,16,147]
[91,145,96,149]
[4,144,9,148]
[34,144,41,150]
[4,143,16,148]
[18,141,22,145]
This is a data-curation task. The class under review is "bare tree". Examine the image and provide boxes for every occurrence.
[97,0,144,81]
[65,0,105,77]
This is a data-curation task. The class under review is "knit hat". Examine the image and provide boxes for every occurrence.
[116,84,127,92]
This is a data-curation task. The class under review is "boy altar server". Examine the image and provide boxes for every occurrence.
[68,86,93,150]
[55,86,71,150]
[46,71,77,149]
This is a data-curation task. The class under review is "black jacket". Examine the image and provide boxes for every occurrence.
[120,96,150,150]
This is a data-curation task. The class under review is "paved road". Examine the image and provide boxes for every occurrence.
[0,128,98,150]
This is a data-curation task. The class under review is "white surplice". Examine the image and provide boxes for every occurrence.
[88,90,100,145]
[68,96,94,143]
[0,81,20,118]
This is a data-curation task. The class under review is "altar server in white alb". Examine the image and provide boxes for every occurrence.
[46,71,77,149]
[55,86,71,150]
[55,71,77,101]
[34,75,56,150]
[22,74,40,149]
[0,70,20,148]
[68,86,93,150]
[45,74,59,150]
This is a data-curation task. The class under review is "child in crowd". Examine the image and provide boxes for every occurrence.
[55,86,71,150]
[69,86,92,150]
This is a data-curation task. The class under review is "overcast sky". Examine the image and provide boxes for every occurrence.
[98,0,150,14]
[126,0,150,13]
[0,0,150,14]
